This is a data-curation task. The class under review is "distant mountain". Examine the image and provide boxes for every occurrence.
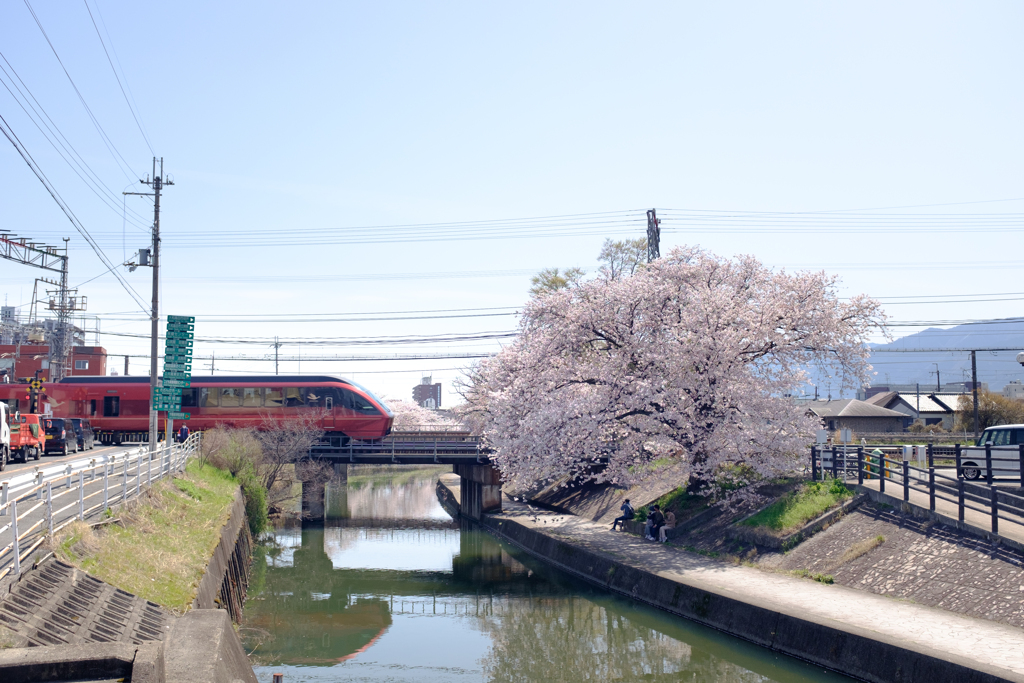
[801,318,1024,398]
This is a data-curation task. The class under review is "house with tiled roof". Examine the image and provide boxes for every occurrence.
[807,399,905,433]
[863,391,965,429]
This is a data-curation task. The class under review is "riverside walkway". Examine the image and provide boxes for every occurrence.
[483,494,1024,682]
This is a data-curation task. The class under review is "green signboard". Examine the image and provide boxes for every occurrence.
[163,363,192,372]
[161,315,194,417]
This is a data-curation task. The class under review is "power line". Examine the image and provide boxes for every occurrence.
[82,0,153,155]
[0,111,149,313]
[22,0,140,182]
[0,51,153,228]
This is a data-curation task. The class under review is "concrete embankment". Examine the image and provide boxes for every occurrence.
[0,486,258,682]
[193,489,254,622]
[436,478,1024,683]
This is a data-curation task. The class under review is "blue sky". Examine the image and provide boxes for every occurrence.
[2,1,1023,402]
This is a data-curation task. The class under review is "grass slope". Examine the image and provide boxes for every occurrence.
[53,462,239,613]
[741,479,852,533]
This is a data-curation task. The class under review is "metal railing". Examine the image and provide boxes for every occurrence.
[810,444,1024,535]
[0,432,202,581]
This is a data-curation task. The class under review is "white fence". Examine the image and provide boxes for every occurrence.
[0,432,202,581]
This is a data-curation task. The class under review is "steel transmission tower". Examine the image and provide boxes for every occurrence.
[646,209,661,262]
[0,233,84,380]
[125,157,173,452]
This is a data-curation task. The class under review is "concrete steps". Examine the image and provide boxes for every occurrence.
[0,558,173,648]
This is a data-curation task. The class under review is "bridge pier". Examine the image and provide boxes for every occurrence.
[333,462,348,484]
[453,463,502,520]
[301,477,326,524]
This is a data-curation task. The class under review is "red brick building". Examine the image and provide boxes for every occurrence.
[0,345,107,381]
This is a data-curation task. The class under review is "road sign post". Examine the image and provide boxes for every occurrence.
[158,316,195,440]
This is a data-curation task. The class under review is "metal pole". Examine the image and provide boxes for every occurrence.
[103,465,108,511]
[902,460,909,502]
[11,499,19,576]
[0,481,7,516]
[958,479,965,522]
[928,467,935,511]
[971,350,980,440]
[991,487,999,534]
[78,471,84,520]
[46,482,53,536]
[857,447,864,486]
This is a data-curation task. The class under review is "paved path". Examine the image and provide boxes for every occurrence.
[496,498,1024,682]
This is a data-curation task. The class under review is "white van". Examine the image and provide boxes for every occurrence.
[959,425,1024,480]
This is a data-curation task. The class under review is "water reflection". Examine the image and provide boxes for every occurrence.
[244,471,850,682]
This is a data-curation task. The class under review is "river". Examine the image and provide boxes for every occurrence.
[241,467,853,682]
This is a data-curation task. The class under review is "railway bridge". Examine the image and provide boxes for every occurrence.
[302,432,500,522]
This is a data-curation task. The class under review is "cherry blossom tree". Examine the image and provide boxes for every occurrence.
[460,246,885,493]
[386,398,461,430]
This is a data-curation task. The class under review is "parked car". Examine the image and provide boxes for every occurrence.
[9,413,44,463]
[960,424,1024,480]
[43,417,72,457]
[69,418,96,452]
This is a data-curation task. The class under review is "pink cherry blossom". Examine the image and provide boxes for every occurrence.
[460,246,885,493]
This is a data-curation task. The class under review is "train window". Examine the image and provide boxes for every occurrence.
[200,388,218,408]
[103,396,119,417]
[242,388,262,407]
[90,399,96,416]
[264,388,284,407]
[180,389,198,408]
[303,387,337,408]
[221,388,242,408]
[285,387,304,407]
[340,389,380,414]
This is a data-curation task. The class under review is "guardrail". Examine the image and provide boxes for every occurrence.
[0,432,202,581]
[810,444,1024,535]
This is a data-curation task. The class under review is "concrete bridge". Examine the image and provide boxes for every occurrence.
[301,438,502,522]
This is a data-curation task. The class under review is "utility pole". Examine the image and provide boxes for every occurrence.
[125,158,173,453]
[646,209,660,263]
[273,337,281,375]
[932,363,941,392]
[971,350,980,439]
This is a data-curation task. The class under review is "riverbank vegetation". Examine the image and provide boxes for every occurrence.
[200,416,328,532]
[50,461,239,612]
[741,479,852,533]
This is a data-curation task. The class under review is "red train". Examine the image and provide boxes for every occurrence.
[0,375,394,446]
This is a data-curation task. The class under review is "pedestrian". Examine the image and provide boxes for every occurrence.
[658,510,676,543]
[646,505,665,541]
[611,498,634,531]
[177,423,190,443]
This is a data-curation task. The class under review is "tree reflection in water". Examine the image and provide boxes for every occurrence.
[477,598,771,683]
